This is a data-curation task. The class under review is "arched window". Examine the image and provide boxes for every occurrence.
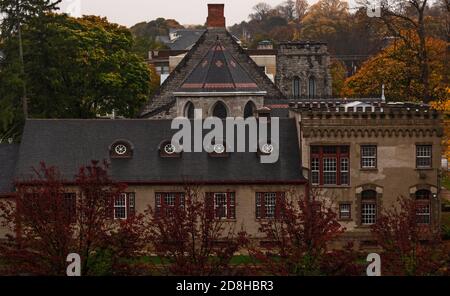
[110,140,133,159]
[212,102,228,119]
[415,190,431,224]
[244,101,256,118]
[184,102,195,119]
[292,77,301,98]
[308,77,316,98]
[361,190,377,225]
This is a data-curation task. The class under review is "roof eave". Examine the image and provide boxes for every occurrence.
[173,91,267,97]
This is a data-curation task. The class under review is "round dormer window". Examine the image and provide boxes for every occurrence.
[110,140,133,159]
[114,144,128,155]
[164,143,176,155]
[261,143,274,154]
[213,143,226,154]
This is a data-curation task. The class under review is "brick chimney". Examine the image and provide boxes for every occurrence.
[207,4,225,28]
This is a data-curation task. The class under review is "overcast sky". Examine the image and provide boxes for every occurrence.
[57,0,332,28]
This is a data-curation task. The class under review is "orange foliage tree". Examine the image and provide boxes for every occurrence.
[342,36,448,102]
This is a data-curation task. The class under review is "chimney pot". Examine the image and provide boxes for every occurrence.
[207,4,225,28]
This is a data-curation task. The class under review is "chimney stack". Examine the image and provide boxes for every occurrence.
[207,4,225,28]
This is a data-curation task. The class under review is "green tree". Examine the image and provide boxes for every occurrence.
[0,0,62,119]
[0,14,151,141]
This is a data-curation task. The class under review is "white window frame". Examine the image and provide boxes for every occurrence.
[416,145,432,168]
[114,193,127,220]
[339,203,351,220]
[361,202,376,225]
[311,157,320,185]
[361,145,377,169]
[214,193,228,219]
[323,157,337,185]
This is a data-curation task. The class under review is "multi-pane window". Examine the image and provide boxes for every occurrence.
[361,145,377,169]
[114,194,127,219]
[415,190,431,225]
[155,192,185,217]
[206,192,235,220]
[113,193,135,220]
[323,158,337,185]
[416,145,432,168]
[339,203,351,220]
[310,146,350,186]
[361,190,377,225]
[256,192,285,219]
[311,158,320,185]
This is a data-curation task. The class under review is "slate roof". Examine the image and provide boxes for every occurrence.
[0,144,19,194]
[14,119,305,184]
[140,29,284,118]
[176,41,261,93]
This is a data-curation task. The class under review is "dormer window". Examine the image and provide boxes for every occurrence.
[110,140,133,159]
[159,140,181,158]
[258,141,276,157]
[208,139,229,158]
[261,143,274,155]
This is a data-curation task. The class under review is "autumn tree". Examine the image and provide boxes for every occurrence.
[249,188,361,276]
[371,196,446,276]
[330,58,347,96]
[0,161,143,276]
[357,0,438,101]
[342,36,448,102]
[142,185,247,276]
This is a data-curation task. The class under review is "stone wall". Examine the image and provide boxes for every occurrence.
[276,42,332,98]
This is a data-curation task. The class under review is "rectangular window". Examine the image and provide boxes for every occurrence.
[415,202,431,224]
[206,192,235,220]
[339,203,351,220]
[361,202,376,225]
[416,145,432,168]
[361,145,377,169]
[310,146,350,186]
[114,193,127,220]
[155,192,184,217]
[256,192,285,219]
[114,193,135,220]
[311,158,320,185]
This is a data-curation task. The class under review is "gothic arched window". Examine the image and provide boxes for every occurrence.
[292,77,301,98]
[212,102,228,119]
[184,101,195,119]
[244,101,256,118]
[308,77,316,98]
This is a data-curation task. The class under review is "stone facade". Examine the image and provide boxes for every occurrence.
[275,42,332,98]
[290,101,443,246]
[176,96,264,118]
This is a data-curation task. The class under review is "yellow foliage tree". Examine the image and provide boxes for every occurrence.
[342,36,448,102]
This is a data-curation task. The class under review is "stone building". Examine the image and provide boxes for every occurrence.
[0,4,444,246]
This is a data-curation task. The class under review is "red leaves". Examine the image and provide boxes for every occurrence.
[142,185,247,276]
[0,161,142,276]
[371,196,446,276]
[248,189,359,276]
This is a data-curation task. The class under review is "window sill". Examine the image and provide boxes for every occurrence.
[338,219,353,222]
[415,168,433,171]
[360,168,378,172]
[312,185,351,189]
